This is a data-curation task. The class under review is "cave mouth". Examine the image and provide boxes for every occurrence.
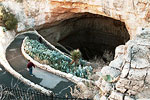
[38,13,130,62]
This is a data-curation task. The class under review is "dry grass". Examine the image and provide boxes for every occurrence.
[90,50,114,73]
[70,81,99,99]
[70,50,114,99]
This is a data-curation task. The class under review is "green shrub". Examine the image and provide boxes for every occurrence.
[71,49,81,61]
[15,0,23,3]
[70,49,81,66]
[2,8,18,30]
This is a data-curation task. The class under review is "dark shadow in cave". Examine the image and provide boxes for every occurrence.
[58,13,130,61]
[38,13,130,62]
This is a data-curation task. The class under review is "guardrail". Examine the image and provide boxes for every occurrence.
[0,85,91,100]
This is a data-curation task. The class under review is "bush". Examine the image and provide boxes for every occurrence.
[2,8,18,30]
[70,49,81,66]
[15,0,23,3]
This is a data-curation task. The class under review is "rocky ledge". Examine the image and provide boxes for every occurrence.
[95,28,150,100]
[1,0,150,99]
[1,0,150,38]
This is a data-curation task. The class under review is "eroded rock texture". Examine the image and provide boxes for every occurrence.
[1,0,150,38]
[96,28,150,100]
[1,0,150,99]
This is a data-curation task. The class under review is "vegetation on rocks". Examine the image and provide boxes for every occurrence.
[1,7,18,30]
[15,0,23,3]
[24,37,93,79]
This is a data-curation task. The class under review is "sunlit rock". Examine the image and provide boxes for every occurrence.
[1,0,150,99]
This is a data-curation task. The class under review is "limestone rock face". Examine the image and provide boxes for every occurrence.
[1,0,150,99]
[1,0,150,38]
[97,28,150,99]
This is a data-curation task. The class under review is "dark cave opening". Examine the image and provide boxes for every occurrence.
[38,13,130,62]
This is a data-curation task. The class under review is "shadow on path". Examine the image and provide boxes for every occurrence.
[6,33,75,97]
[0,64,29,89]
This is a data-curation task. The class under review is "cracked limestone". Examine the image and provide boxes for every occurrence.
[98,28,150,99]
[99,95,108,100]
[109,91,124,100]
[1,0,150,99]
[1,0,150,38]
[100,66,121,83]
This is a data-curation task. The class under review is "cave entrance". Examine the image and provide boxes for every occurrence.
[38,13,130,62]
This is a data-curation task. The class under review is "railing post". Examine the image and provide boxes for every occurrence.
[51,93,53,100]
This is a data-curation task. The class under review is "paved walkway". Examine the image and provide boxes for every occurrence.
[6,33,74,97]
[0,64,29,89]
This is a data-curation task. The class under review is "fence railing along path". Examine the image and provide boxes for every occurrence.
[0,85,91,100]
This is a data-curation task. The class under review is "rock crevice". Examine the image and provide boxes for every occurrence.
[97,28,150,100]
[1,0,150,99]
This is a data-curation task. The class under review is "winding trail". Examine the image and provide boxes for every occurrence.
[6,33,75,97]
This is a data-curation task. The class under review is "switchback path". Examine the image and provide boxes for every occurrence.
[6,33,74,97]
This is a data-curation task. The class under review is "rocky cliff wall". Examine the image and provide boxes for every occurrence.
[96,27,150,100]
[1,0,150,99]
[1,0,150,38]
[38,13,129,45]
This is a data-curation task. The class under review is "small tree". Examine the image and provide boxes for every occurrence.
[70,49,81,66]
